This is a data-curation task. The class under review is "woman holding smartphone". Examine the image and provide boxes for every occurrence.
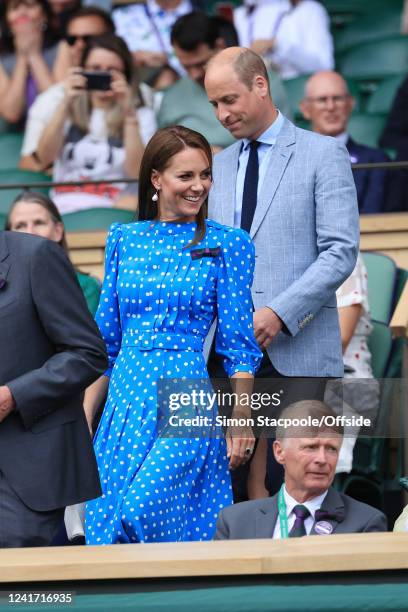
[37,33,157,213]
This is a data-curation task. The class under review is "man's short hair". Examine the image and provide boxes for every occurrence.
[275,400,343,441]
[66,6,115,33]
[232,48,270,95]
[171,11,222,50]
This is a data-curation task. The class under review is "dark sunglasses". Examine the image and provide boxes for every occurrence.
[66,34,93,46]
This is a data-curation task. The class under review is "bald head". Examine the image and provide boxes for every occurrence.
[204,47,277,141]
[300,70,354,137]
[206,47,270,94]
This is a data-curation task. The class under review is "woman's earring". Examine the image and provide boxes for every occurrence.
[152,190,159,202]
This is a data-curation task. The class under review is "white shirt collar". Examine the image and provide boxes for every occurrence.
[283,485,328,520]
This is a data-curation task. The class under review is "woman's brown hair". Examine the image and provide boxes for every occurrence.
[138,126,212,248]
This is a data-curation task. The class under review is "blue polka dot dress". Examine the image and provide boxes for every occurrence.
[86,219,262,544]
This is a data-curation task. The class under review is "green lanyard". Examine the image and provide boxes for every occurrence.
[277,484,289,539]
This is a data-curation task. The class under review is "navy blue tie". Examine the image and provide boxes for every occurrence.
[240,141,260,233]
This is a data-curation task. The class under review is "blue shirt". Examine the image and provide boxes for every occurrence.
[234,111,285,228]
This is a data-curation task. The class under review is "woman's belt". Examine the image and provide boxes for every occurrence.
[121,330,203,351]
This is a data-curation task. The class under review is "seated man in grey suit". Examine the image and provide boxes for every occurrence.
[0,230,108,547]
[215,401,387,539]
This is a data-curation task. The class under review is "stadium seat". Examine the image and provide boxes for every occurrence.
[340,320,394,511]
[335,11,402,52]
[0,169,51,214]
[62,207,135,231]
[0,133,24,170]
[338,36,408,83]
[347,113,387,148]
[0,212,6,230]
[366,74,405,114]
[361,252,397,324]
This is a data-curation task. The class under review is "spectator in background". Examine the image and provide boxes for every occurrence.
[36,34,156,213]
[112,0,193,74]
[48,0,81,38]
[0,0,59,125]
[214,401,387,540]
[20,6,115,171]
[53,6,115,81]
[234,0,334,80]
[332,255,379,474]
[300,71,390,214]
[5,191,101,314]
[379,75,408,212]
[158,11,291,151]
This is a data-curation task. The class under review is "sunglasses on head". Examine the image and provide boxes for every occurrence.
[66,34,93,46]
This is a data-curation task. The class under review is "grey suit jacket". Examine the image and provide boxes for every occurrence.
[0,231,108,511]
[208,117,359,377]
[215,487,387,539]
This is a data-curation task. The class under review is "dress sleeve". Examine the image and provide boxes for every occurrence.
[95,223,123,377]
[215,228,262,376]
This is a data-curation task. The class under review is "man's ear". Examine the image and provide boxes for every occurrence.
[299,98,311,120]
[273,439,286,466]
[254,74,269,98]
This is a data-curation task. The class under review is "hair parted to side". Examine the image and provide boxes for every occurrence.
[232,48,270,96]
[138,126,212,248]
[5,191,69,252]
[275,400,343,442]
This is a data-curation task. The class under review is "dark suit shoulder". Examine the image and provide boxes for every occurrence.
[221,496,275,519]
[347,139,389,161]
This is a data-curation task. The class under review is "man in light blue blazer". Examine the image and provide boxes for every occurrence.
[204,48,359,499]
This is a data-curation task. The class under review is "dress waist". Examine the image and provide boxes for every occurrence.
[122,329,204,352]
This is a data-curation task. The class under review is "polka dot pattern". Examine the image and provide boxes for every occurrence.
[85,219,262,544]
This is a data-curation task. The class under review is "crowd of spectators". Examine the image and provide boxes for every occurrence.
[0,0,407,547]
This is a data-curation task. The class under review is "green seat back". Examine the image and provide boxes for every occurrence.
[367,320,393,379]
[361,251,397,323]
[62,207,135,231]
[0,169,51,214]
[281,74,312,119]
[366,75,405,114]
[335,11,402,52]
[338,36,408,82]
[0,133,24,170]
[348,112,387,148]
[0,212,6,230]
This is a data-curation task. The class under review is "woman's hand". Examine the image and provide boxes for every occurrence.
[14,20,43,56]
[63,67,87,101]
[110,70,133,114]
[226,416,255,470]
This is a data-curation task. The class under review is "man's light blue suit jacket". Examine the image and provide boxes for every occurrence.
[208,117,359,377]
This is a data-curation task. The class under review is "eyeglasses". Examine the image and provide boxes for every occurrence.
[66,34,93,46]
[306,94,350,108]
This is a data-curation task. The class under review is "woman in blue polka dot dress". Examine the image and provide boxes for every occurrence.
[85,126,262,544]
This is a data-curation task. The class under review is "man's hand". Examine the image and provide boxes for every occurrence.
[254,307,283,349]
[0,386,15,423]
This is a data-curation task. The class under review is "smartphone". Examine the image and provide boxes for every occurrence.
[82,71,112,91]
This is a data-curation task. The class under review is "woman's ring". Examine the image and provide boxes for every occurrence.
[245,447,253,456]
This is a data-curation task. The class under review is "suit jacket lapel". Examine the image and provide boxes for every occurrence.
[218,142,241,228]
[255,495,278,538]
[310,487,345,535]
[251,119,295,239]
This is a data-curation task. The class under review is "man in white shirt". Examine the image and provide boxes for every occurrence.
[215,400,387,539]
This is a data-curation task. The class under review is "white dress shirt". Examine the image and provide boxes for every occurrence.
[273,485,328,539]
